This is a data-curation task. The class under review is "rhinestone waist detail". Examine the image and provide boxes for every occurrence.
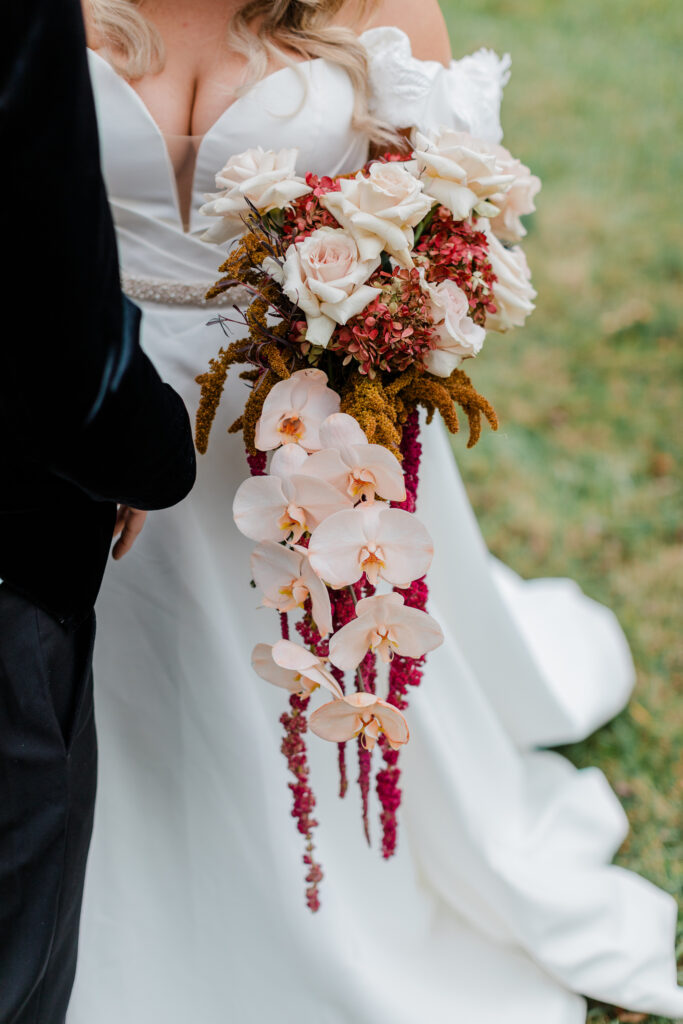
[121,273,251,308]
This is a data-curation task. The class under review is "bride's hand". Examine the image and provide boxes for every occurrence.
[112,506,148,560]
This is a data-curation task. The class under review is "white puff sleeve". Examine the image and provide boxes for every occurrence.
[361,26,511,144]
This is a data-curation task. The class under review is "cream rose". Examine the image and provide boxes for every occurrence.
[484,224,537,332]
[413,127,516,222]
[319,162,434,268]
[200,147,311,244]
[488,144,541,243]
[424,279,486,377]
[263,228,381,348]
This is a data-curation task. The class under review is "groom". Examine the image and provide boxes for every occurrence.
[0,1,196,1021]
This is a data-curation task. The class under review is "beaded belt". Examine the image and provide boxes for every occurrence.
[121,273,251,308]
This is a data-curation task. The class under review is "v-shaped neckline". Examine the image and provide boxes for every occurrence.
[87,49,326,234]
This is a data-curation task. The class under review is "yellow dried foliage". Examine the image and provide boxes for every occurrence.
[205,233,280,302]
[196,236,306,454]
[339,365,497,454]
[230,369,280,455]
[194,341,244,455]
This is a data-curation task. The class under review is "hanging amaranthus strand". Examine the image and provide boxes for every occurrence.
[357,641,378,846]
[293,587,350,801]
[294,592,352,804]
[355,574,378,846]
[332,663,348,799]
[392,407,421,513]
[246,449,267,476]
[278,614,324,911]
[328,582,378,843]
[329,591,351,799]
[376,410,428,858]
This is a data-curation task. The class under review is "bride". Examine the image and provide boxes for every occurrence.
[73,1,683,1020]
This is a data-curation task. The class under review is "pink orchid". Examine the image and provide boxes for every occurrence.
[309,691,409,751]
[251,541,333,637]
[303,413,406,504]
[307,502,433,588]
[328,592,443,670]
[251,640,344,698]
[233,444,351,544]
[255,368,340,452]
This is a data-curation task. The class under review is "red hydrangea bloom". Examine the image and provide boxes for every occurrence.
[331,266,436,376]
[282,173,341,242]
[415,207,498,325]
[360,151,414,175]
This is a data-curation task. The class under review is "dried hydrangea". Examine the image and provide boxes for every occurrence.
[332,266,436,376]
[281,173,342,242]
[415,207,498,326]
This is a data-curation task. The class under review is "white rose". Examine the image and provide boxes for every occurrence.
[424,279,486,377]
[319,162,434,268]
[484,224,537,332]
[413,127,516,222]
[200,147,311,244]
[488,144,541,243]
[263,228,381,348]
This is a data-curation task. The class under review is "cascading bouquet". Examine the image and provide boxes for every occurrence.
[195,127,540,910]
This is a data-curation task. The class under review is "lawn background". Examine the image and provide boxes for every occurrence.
[437,1,682,1020]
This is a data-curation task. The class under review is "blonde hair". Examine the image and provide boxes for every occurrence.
[87,0,396,144]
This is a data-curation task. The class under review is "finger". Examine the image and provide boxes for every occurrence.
[112,510,147,560]
[112,505,128,538]
[112,517,140,559]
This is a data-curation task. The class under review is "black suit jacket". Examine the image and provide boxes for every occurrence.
[0,0,197,628]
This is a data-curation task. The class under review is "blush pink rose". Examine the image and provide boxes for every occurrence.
[319,161,433,268]
[200,146,311,243]
[413,127,515,222]
[488,144,541,243]
[264,228,380,348]
[424,280,486,377]
[484,224,537,332]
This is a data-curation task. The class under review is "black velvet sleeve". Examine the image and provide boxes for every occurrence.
[0,0,196,510]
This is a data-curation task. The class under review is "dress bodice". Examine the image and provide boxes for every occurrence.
[87,26,510,287]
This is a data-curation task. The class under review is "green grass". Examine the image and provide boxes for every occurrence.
[439,0,683,1020]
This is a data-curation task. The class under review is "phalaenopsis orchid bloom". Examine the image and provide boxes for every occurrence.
[307,501,433,589]
[252,639,343,698]
[196,128,538,907]
[304,414,406,504]
[233,444,351,544]
[309,691,409,751]
[251,541,333,638]
[329,592,443,670]
[255,368,340,452]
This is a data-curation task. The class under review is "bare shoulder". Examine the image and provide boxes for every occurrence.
[360,0,452,65]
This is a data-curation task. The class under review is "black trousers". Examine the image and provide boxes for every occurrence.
[0,586,97,1024]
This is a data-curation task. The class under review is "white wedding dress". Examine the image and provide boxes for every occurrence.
[70,27,683,1023]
